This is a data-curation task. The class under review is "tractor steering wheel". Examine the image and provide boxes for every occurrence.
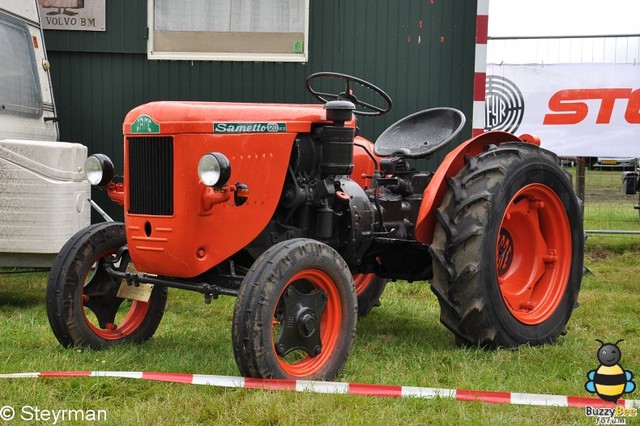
[305,72,392,117]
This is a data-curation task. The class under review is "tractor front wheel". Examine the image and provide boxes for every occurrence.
[232,238,357,380]
[46,222,168,349]
[430,143,584,347]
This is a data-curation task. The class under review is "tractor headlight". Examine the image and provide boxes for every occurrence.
[198,152,231,187]
[84,154,114,186]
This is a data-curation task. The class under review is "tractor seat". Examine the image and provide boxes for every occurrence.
[374,108,466,158]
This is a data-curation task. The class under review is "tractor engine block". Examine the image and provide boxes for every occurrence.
[372,157,432,241]
[247,130,374,269]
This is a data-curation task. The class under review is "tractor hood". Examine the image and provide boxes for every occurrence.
[123,101,354,135]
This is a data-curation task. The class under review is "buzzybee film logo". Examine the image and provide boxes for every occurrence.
[584,339,637,424]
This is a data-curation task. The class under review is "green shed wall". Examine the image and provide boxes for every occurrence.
[44,0,478,218]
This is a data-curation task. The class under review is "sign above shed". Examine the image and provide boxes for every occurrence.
[38,0,105,31]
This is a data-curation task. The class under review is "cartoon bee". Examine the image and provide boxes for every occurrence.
[585,339,636,403]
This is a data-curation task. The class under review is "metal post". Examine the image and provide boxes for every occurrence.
[576,157,586,216]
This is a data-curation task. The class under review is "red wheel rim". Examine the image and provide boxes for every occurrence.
[82,251,151,340]
[496,183,572,325]
[83,301,150,340]
[353,273,374,296]
[274,269,342,377]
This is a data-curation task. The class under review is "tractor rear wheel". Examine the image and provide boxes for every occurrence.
[46,222,168,349]
[353,273,387,316]
[430,143,584,347]
[232,238,357,380]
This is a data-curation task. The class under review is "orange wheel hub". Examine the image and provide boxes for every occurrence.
[496,184,572,324]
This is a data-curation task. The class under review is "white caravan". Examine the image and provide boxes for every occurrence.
[0,0,90,267]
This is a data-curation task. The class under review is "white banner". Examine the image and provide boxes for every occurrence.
[485,63,640,157]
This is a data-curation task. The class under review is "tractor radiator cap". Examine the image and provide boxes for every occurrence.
[325,101,355,124]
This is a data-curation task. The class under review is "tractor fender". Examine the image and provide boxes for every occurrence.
[414,131,539,245]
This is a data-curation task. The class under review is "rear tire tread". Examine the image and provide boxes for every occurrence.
[430,143,583,348]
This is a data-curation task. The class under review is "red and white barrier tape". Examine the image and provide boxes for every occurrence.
[1,371,638,409]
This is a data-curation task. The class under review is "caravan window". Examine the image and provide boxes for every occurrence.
[0,13,43,117]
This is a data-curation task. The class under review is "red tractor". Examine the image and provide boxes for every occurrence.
[46,73,584,381]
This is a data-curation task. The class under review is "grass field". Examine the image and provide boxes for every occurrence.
[1,232,639,425]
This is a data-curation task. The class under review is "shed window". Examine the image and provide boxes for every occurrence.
[0,14,43,117]
[148,0,309,62]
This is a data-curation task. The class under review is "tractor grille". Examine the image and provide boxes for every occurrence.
[127,136,174,216]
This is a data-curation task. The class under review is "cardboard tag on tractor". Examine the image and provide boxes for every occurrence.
[117,282,154,303]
